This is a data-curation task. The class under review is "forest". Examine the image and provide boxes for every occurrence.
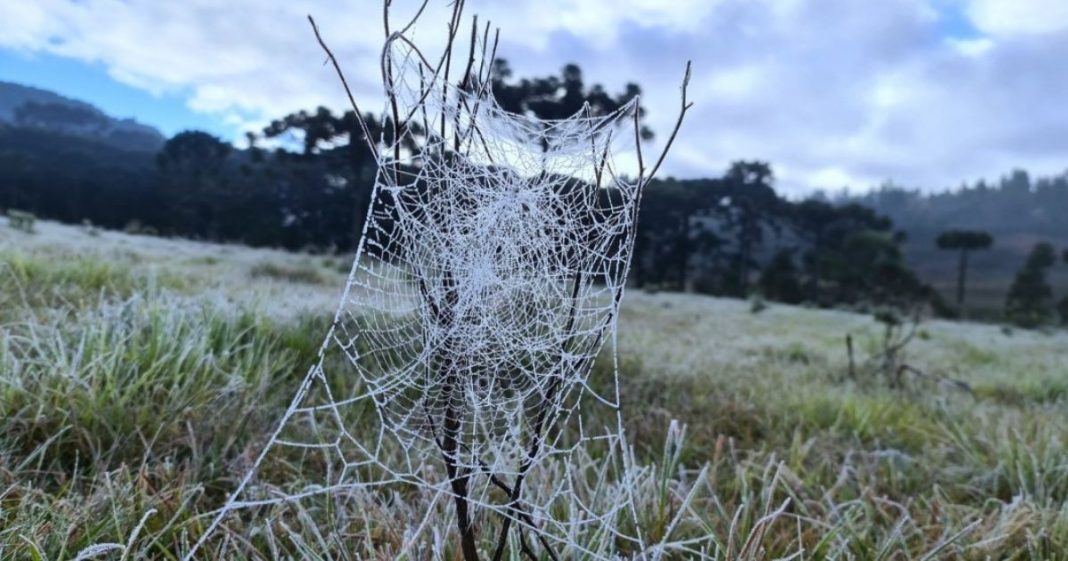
[3,62,1068,325]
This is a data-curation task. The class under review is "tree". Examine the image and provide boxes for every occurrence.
[789,200,924,307]
[720,161,779,296]
[258,107,390,250]
[1059,249,1068,325]
[261,106,392,161]
[490,59,653,150]
[935,229,994,316]
[759,248,803,304]
[1005,242,1056,327]
[157,131,233,239]
[633,177,724,290]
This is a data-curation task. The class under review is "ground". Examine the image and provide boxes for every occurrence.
[2,220,1067,560]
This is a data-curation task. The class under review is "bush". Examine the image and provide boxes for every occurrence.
[123,219,159,236]
[749,293,768,314]
[81,219,101,237]
[7,209,36,233]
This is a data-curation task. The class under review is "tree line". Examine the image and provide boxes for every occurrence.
[4,62,1061,322]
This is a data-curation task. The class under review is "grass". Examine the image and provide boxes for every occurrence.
[249,260,330,285]
[3,220,1068,559]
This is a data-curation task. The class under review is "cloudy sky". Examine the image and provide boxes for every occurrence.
[1,0,1066,194]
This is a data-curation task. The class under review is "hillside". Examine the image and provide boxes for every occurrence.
[0,81,165,152]
[3,219,1068,558]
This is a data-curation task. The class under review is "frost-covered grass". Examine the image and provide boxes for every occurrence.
[3,221,1068,560]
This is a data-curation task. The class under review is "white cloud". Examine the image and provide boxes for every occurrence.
[945,36,994,56]
[702,65,768,101]
[1,0,1066,194]
[966,0,1068,35]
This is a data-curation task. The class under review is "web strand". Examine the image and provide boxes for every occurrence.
[184,5,697,559]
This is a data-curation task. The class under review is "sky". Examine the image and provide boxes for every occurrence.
[1,0,1067,195]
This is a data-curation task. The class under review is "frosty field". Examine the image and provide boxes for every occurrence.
[3,221,1068,560]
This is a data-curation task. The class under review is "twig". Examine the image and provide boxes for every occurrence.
[307,16,379,161]
[490,273,583,561]
[898,365,975,396]
[645,60,693,183]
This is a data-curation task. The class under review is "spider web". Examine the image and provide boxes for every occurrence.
[184,11,689,560]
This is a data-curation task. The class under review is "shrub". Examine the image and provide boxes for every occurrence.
[7,209,36,233]
[749,293,768,314]
[81,219,101,237]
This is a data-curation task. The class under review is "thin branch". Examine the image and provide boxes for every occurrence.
[645,60,694,182]
[307,15,379,161]
[455,14,480,152]
[395,0,431,36]
[440,0,465,143]
[633,101,645,184]
[490,272,582,561]
[382,1,403,182]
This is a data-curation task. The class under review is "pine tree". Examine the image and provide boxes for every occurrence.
[1005,242,1056,327]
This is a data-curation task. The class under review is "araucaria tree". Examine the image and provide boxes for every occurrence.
[935,229,993,315]
[181,1,702,560]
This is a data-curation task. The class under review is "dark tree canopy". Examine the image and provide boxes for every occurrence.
[935,229,994,314]
[936,230,993,251]
[157,131,231,174]
[632,161,926,308]
[490,59,653,140]
[2,70,940,315]
[1025,242,1057,269]
[1005,242,1057,327]
[260,106,394,160]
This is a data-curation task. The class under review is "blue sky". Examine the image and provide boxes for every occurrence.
[2,50,234,138]
[933,0,982,40]
[1,0,1067,194]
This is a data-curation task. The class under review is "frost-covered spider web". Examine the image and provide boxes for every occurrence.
[186,5,692,559]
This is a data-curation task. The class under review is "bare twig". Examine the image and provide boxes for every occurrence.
[898,364,975,396]
[307,15,379,161]
[645,60,694,183]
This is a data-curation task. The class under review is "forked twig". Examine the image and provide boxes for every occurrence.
[645,60,694,183]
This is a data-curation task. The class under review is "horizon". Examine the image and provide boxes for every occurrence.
[2,0,1067,195]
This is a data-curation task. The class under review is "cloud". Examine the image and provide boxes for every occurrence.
[966,0,1068,35]
[0,0,1066,194]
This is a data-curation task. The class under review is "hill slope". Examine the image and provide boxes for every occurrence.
[0,81,165,152]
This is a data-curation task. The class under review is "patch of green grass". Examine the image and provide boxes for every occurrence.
[974,380,1068,405]
[0,248,189,317]
[1,299,298,477]
[5,222,1068,559]
[249,260,329,285]
[186,255,221,266]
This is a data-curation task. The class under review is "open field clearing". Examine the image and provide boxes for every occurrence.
[3,221,1068,559]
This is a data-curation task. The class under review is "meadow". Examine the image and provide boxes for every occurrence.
[3,220,1068,559]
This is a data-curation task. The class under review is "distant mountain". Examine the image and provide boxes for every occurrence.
[0,81,165,153]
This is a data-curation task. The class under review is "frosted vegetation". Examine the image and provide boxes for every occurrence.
[161,4,707,557]
[4,6,1068,556]
[3,220,1068,559]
